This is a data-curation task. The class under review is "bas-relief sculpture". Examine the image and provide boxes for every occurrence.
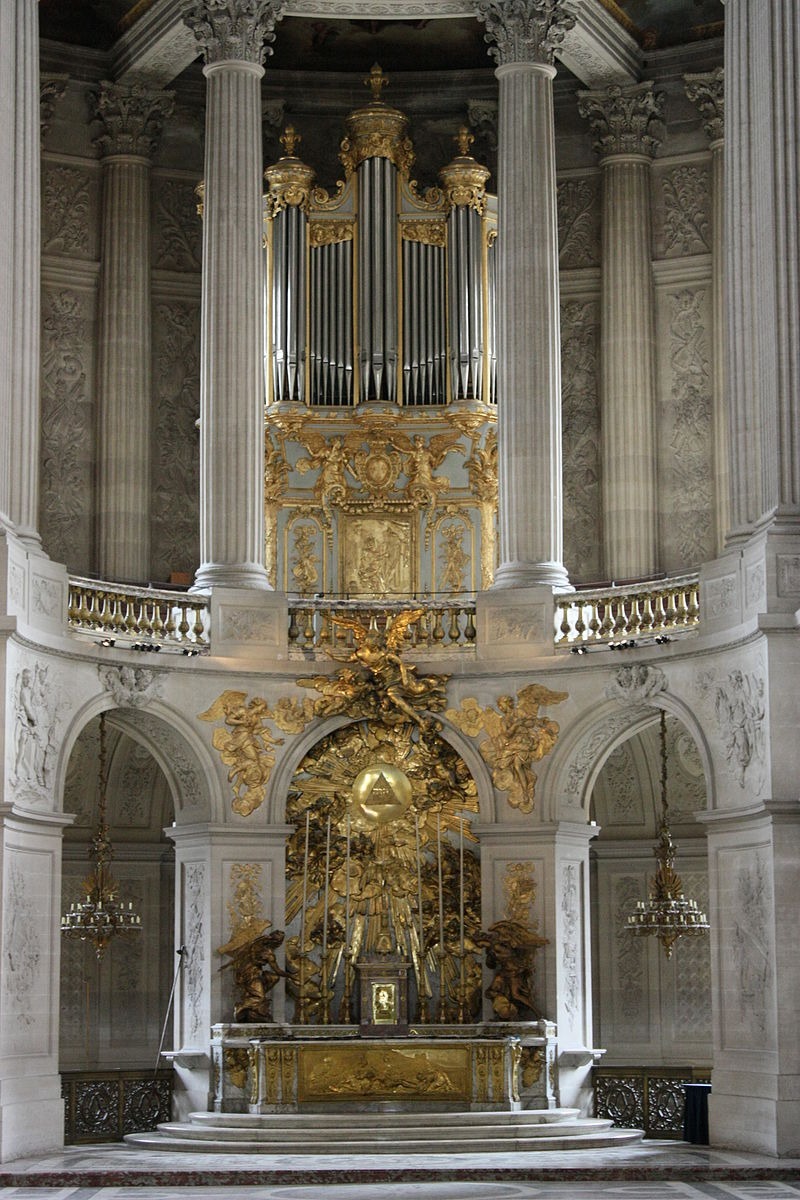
[98,665,163,709]
[697,667,766,790]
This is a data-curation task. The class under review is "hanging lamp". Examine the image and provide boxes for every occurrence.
[626,710,709,958]
[61,712,142,959]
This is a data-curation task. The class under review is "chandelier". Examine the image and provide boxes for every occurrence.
[61,712,142,959]
[626,710,709,958]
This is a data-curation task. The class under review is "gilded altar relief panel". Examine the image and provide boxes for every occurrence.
[341,513,416,598]
[297,1043,470,1103]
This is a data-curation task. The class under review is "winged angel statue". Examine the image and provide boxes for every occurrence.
[447,684,569,814]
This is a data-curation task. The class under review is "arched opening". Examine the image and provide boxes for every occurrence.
[59,713,176,1139]
[589,714,712,1135]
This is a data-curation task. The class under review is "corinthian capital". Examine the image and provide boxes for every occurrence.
[475,0,577,67]
[40,73,68,141]
[180,0,284,65]
[577,82,665,160]
[93,82,175,159]
[685,68,724,145]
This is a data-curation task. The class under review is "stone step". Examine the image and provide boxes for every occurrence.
[125,1114,644,1156]
[188,1107,582,1130]
[153,1115,612,1144]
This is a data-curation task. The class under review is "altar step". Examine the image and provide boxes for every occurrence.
[126,1109,644,1155]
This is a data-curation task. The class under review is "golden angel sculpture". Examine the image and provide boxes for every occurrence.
[475,919,549,1021]
[388,429,463,526]
[217,921,294,1023]
[323,610,450,730]
[447,683,569,813]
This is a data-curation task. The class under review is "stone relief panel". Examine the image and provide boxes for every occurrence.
[98,664,164,709]
[183,862,207,1047]
[151,176,202,273]
[723,848,774,1047]
[697,667,766,793]
[10,662,70,809]
[671,869,711,1043]
[612,873,648,1036]
[560,863,581,1028]
[150,300,201,581]
[561,299,601,582]
[557,176,601,269]
[40,286,95,573]
[1,854,48,1055]
[653,162,711,259]
[41,161,99,260]
[593,740,643,824]
[658,286,714,572]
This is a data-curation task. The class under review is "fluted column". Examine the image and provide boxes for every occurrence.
[2,0,42,545]
[475,0,574,591]
[578,83,664,581]
[94,83,173,582]
[181,0,283,591]
[723,0,800,543]
[685,69,726,552]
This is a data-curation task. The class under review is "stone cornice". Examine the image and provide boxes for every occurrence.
[180,0,285,66]
[684,67,724,145]
[577,81,665,160]
[475,0,577,67]
[92,81,175,159]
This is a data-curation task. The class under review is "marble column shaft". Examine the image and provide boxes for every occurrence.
[95,83,172,581]
[182,0,283,592]
[5,0,42,546]
[685,70,726,552]
[0,1,14,529]
[578,84,663,581]
[476,0,575,592]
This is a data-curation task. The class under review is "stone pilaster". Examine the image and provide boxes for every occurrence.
[476,0,574,591]
[685,69,726,553]
[93,83,174,582]
[181,0,284,591]
[4,0,43,546]
[578,83,664,581]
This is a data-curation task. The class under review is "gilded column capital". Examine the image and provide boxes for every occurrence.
[180,0,284,66]
[92,81,175,159]
[577,82,665,160]
[475,0,577,67]
[685,68,724,145]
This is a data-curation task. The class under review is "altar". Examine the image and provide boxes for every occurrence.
[210,1021,558,1113]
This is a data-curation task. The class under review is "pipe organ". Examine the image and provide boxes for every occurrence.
[264,65,496,409]
[262,67,498,598]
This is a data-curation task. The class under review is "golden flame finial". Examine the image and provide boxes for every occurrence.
[364,62,388,102]
[455,126,474,157]
[280,125,300,158]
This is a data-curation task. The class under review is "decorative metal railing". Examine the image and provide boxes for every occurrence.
[594,1065,711,1139]
[67,577,210,649]
[61,1068,172,1144]
[556,575,700,647]
[287,597,477,652]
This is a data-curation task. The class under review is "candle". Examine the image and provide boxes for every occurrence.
[345,812,351,953]
[459,812,465,959]
[301,811,310,952]
[437,812,445,951]
[322,815,331,959]
[415,813,424,957]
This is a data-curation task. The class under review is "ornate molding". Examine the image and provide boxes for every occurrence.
[180,0,285,65]
[475,0,577,67]
[98,664,164,709]
[605,665,666,703]
[577,82,665,160]
[684,68,724,146]
[93,82,175,159]
[40,73,68,141]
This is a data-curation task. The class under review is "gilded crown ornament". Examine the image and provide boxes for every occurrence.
[339,61,414,178]
[440,125,491,215]
[264,125,315,218]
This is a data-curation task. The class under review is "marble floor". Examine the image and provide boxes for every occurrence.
[1,1142,800,1198]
